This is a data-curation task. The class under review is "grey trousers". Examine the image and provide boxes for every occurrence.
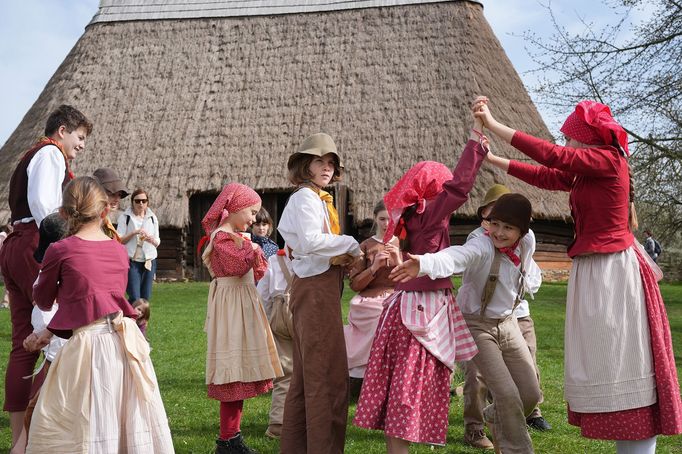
[464,315,541,454]
[463,315,544,431]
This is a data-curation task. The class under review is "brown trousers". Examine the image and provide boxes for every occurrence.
[280,266,348,454]
[464,315,541,454]
[463,315,544,431]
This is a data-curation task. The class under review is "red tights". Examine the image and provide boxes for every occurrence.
[219,400,243,440]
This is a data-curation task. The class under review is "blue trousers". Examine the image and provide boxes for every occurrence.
[127,259,157,303]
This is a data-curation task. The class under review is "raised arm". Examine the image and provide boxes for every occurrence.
[474,97,622,177]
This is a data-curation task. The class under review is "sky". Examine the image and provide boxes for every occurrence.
[0,0,653,146]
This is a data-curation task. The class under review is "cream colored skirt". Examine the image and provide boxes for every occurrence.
[205,272,282,385]
[26,312,174,454]
[565,247,656,413]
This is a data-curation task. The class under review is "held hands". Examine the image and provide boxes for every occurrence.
[23,329,53,352]
[388,253,422,283]
[471,96,494,128]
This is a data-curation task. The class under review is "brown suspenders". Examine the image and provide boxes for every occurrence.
[479,244,526,317]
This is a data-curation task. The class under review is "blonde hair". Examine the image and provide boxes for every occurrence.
[61,176,108,236]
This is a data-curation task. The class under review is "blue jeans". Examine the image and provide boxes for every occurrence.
[127,259,157,303]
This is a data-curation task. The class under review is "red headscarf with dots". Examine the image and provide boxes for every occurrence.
[560,100,629,155]
[197,183,260,254]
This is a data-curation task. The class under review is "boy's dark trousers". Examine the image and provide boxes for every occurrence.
[280,265,348,454]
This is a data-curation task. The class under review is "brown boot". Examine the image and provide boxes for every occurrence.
[464,428,494,450]
[264,423,281,439]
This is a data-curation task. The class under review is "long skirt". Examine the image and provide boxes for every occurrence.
[353,294,452,445]
[205,272,281,401]
[344,290,392,378]
[565,246,682,439]
[25,313,174,453]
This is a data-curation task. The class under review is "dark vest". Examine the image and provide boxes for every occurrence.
[9,140,72,223]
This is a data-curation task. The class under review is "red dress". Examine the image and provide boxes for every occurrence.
[206,232,273,401]
[508,131,682,439]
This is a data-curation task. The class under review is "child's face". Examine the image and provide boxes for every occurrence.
[375,210,389,236]
[228,203,261,232]
[59,126,88,160]
[488,219,522,249]
[252,221,271,237]
[308,153,337,187]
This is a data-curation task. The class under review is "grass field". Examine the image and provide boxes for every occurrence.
[1,281,681,453]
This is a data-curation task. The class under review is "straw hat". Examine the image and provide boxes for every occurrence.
[477,184,510,219]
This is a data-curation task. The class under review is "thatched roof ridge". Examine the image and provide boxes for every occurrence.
[91,0,482,23]
[0,1,569,228]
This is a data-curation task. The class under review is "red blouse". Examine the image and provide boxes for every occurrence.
[34,236,137,339]
[209,231,267,281]
[508,131,634,257]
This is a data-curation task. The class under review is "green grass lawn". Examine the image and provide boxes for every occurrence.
[1,281,681,453]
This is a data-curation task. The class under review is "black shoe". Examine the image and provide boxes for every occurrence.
[216,433,258,454]
[526,416,552,431]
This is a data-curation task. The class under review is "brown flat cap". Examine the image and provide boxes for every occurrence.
[93,168,129,198]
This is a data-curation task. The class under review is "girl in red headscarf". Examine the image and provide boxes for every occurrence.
[353,104,487,451]
[198,183,283,454]
[476,97,682,452]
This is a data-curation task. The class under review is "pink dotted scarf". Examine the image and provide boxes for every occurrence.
[382,161,452,243]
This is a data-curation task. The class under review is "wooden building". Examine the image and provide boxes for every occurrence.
[0,0,573,280]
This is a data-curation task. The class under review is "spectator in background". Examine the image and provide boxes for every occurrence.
[93,168,129,241]
[116,188,160,303]
[251,207,278,259]
[643,230,661,263]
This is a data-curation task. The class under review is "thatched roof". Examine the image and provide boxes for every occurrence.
[0,0,569,228]
[91,0,476,22]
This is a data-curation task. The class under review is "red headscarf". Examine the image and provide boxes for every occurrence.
[382,161,453,243]
[560,100,629,155]
[197,183,261,254]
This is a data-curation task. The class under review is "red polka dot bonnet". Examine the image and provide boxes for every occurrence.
[560,100,629,155]
[382,161,453,243]
[201,183,261,236]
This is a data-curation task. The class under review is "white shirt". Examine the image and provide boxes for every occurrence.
[31,305,67,362]
[277,187,361,278]
[116,207,161,261]
[25,145,66,226]
[419,232,542,319]
[467,227,542,318]
[257,252,293,315]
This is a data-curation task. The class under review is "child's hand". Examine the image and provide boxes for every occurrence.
[384,243,403,266]
[370,250,390,274]
[389,254,421,283]
[472,96,494,127]
[23,329,52,352]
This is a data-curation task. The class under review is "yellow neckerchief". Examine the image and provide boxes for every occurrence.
[102,217,122,242]
[302,183,340,235]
